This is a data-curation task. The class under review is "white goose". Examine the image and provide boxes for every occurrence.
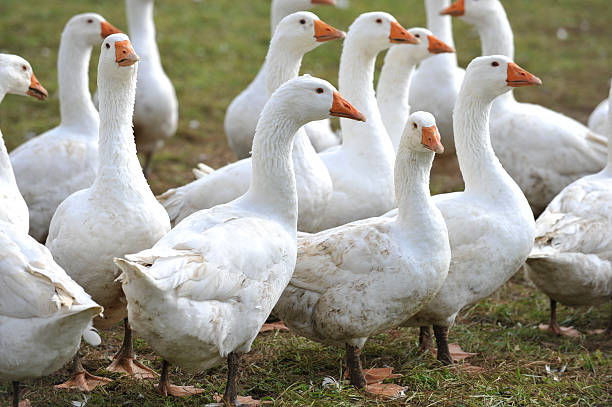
[377,27,455,151]
[315,12,417,231]
[442,0,608,215]
[46,34,170,389]
[0,55,101,407]
[159,12,344,232]
[225,0,337,159]
[0,54,47,233]
[589,98,609,136]
[274,111,449,392]
[126,0,178,175]
[526,80,612,337]
[114,76,364,403]
[9,13,121,242]
[409,0,465,153]
[387,55,539,364]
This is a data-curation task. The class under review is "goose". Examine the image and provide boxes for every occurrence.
[274,111,449,393]
[315,12,417,231]
[409,0,465,153]
[9,13,121,243]
[0,55,101,407]
[114,76,365,403]
[525,79,612,337]
[387,55,539,364]
[441,0,608,215]
[0,54,47,233]
[377,27,455,151]
[46,34,171,390]
[158,12,344,232]
[224,0,337,159]
[589,98,609,136]
[124,0,178,176]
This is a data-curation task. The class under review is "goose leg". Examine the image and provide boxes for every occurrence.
[107,319,157,378]
[55,353,111,391]
[345,344,367,389]
[418,326,435,353]
[156,359,204,397]
[142,150,154,178]
[606,302,612,335]
[433,325,453,365]
[12,381,19,407]
[548,298,563,336]
[222,352,242,406]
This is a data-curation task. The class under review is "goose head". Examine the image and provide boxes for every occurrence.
[402,111,444,154]
[347,12,418,53]
[0,54,48,100]
[63,13,121,46]
[463,55,541,99]
[273,75,365,125]
[440,0,503,24]
[275,12,345,53]
[387,27,454,64]
[99,34,140,80]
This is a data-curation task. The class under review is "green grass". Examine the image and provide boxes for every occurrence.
[1,0,611,406]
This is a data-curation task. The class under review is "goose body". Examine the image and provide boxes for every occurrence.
[159,12,343,232]
[377,27,455,151]
[9,14,120,243]
[0,55,101,406]
[409,0,465,153]
[224,0,337,159]
[116,76,364,402]
[274,112,449,388]
[315,12,417,231]
[443,0,607,215]
[526,80,612,334]
[589,98,609,136]
[386,56,538,363]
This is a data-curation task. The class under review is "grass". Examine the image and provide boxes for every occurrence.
[0,0,611,405]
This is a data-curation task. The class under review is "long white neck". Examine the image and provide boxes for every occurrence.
[243,98,299,232]
[377,47,419,151]
[0,129,15,184]
[93,65,148,193]
[339,36,395,156]
[57,32,99,131]
[395,145,437,225]
[454,86,515,196]
[420,0,458,73]
[126,0,162,66]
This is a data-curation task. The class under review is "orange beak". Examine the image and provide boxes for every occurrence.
[506,62,542,87]
[27,73,48,101]
[389,21,419,44]
[440,0,465,17]
[311,0,336,5]
[314,19,346,42]
[330,91,366,122]
[115,40,140,67]
[427,34,455,54]
[422,125,444,154]
[101,20,122,39]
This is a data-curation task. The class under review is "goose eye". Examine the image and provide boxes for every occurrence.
[412,122,417,129]
[22,65,27,71]
[300,19,306,24]
[491,61,499,67]
[87,19,93,23]
[316,88,324,94]
[415,34,420,38]
[105,43,110,49]
[376,18,382,24]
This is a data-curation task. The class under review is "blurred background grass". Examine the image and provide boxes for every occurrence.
[0,0,610,194]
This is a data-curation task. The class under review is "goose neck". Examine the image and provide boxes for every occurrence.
[265,41,303,96]
[426,0,454,46]
[395,148,436,224]
[476,6,514,58]
[454,88,509,195]
[126,0,161,63]
[93,66,148,192]
[377,47,418,148]
[57,32,99,131]
[0,130,14,180]
[244,102,299,230]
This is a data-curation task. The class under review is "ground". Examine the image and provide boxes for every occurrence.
[0,0,611,406]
